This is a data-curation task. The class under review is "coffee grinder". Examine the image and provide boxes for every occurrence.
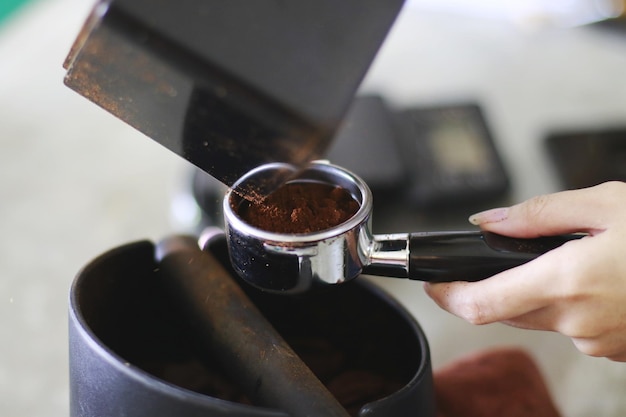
[63,2,439,417]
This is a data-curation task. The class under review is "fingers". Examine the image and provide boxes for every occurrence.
[468,181,626,238]
[572,332,626,362]
[427,181,626,361]
[425,232,626,361]
[424,246,569,326]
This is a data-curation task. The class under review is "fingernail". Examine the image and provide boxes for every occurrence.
[468,207,509,225]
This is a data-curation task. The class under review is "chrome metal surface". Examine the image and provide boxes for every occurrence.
[365,233,411,278]
[223,161,374,294]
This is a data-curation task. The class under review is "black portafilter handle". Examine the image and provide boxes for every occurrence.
[407,231,584,283]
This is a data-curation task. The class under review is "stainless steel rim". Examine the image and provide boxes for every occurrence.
[223,161,373,244]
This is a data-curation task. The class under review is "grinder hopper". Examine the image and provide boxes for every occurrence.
[63,0,405,198]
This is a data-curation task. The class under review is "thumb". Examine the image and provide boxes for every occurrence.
[468,182,621,237]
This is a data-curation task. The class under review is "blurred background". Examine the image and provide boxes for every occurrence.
[2,0,626,416]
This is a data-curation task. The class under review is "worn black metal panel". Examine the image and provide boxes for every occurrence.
[63,0,405,197]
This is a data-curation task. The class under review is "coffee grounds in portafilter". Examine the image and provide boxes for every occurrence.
[239,182,360,234]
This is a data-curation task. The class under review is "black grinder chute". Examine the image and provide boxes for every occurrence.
[63,0,406,198]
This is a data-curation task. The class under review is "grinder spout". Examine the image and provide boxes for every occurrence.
[63,0,405,199]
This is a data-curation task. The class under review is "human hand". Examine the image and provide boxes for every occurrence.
[424,181,626,361]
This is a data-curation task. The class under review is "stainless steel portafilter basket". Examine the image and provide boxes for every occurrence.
[223,161,581,295]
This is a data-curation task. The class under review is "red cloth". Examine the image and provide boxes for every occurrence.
[434,347,562,417]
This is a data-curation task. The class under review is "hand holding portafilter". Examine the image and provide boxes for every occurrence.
[223,161,582,294]
[425,181,626,362]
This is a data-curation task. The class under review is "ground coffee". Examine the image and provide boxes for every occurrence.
[239,182,360,234]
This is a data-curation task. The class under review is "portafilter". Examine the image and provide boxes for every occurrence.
[223,161,582,294]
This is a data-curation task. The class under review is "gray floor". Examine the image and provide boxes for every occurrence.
[2,1,626,416]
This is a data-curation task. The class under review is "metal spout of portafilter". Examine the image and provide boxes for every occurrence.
[63,0,406,199]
